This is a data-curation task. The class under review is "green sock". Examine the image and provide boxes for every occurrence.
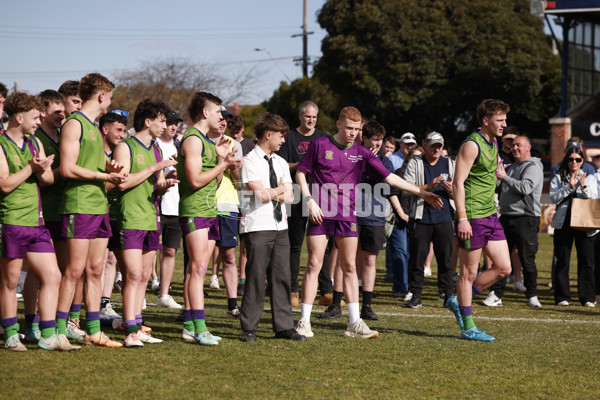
[193,318,208,334]
[137,323,142,331]
[4,323,19,339]
[41,327,55,339]
[462,315,475,331]
[183,320,194,332]
[69,311,80,320]
[86,319,101,335]
[56,318,67,335]
[240,278,246,285]
[125,324,138,335]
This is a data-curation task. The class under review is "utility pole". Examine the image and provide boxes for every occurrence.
[292,0,314,77]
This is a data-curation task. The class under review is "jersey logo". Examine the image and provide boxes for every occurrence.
[348,155,363,163]
[137,154,145,165]
[350,223,357,232]
[13,154,21,166]
[297,142,310,154]
[89,129,97,141]
[206,148,214,160]
[325,151,333,160]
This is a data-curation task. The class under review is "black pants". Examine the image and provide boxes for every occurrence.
[407,221,454,297]
[553,225,596,305]
[240,230,294,333]
[491,216,539,299]
[288,201,333,294]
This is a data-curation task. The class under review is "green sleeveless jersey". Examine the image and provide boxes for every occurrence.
[105,151,121,221]
[177,128,218,218]
[119,137,161,230]
[0,135,43,226]
[462,130,498,219]
[35,127,63,222]
[59,111,107,215]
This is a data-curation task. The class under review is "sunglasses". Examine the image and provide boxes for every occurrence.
[567,157,583,163]
[109,109,129,117]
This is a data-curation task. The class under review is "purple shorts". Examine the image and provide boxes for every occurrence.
[456,214,506,250]
[107,220,120,250]
[61,213,111,240]
[120,228,161,251]
[0,224,54,258]
[307,219,358,237]
[45,220,63,243]
[179,217,220,241]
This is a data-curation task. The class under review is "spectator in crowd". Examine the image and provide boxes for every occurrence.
[388,132,417,171]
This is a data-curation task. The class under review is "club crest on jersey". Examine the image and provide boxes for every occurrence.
[350,223,357,232]
[325,151,333,160]
[137,154,145,165]
[89,129,97,140]
[13,154,21,166]
[206,148,214,160]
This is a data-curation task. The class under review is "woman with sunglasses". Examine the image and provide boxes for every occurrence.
[549,146,598,307]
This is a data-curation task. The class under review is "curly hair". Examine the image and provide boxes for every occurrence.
[4,92,42,116]
[79,73,115,102]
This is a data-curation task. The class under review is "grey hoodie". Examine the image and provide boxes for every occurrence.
[498,157,543,217]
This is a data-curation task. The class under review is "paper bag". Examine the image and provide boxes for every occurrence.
[570,198,600,231]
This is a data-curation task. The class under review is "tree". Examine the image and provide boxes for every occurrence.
[111,57,258,121]
[314,0,561,147]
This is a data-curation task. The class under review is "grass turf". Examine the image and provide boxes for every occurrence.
[2,234,600,399]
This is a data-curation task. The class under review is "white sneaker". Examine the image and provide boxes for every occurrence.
[482,291,502,307]
[124,332,144,348]
[403,292,413,302]
[513,279,526,293]
[424,266,432,277]
[209,275,220,289]
[295,318,314,338]
[67,319,86,337]
[142,298,147,310]
[226,307,240,318]
[344,318,379,339]
[584,301,595,307]
[100,302,120,317]
[182,328,195,342]
[557,300,569,306]
[137,330,163,343]
[151,278,160,291]
[527,296,542,307]
[156,294,183,309]
[5,334,27,351]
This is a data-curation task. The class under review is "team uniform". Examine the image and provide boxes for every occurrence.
[59,111,111,239]
[34,127,64,241]
[297,136,391,237]
[458,130,505,249]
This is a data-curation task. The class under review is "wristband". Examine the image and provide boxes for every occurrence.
[457,210,467,220]
[458,218,468,222]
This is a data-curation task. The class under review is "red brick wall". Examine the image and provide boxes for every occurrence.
[550,118,571,167]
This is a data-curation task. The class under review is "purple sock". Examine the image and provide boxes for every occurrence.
[70,303,82,312]
[124,320,137,327]
[472,282,482,297]
[191,309,205,320]
[39,320,56,329]
[183,309,192,322]
[86,311,100,321]
[459,305,473,316]
[1,317,18,327]
[56,311,70,320]
[136,314,143,324]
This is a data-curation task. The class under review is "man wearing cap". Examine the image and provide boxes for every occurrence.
[388,132,417,171]
[155,110,184,310]
[403,131,456,308]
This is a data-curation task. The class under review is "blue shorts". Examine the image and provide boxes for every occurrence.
[216,213,239,248]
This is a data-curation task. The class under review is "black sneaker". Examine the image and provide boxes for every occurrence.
[237,283,245,297]
[321,304,342,319]
[241,330,257,343]
[406,295,422,309]
[175,309,185,322]
[360,305,378,320]
[274,329,306,341]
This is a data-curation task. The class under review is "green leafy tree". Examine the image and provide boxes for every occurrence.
[263,77,339,134]
[314,0,561,146]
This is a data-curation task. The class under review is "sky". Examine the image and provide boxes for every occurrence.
[0,0,329,105]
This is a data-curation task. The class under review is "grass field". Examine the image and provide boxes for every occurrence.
[3,233,600,399]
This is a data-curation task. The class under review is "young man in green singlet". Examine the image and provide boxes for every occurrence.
[177,92,242,345]
[56,73,127,348]
[446,99,512,342]
[0,92,79,351]
[113,99,178,347]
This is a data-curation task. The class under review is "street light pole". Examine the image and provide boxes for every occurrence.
[254,47,291,82]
